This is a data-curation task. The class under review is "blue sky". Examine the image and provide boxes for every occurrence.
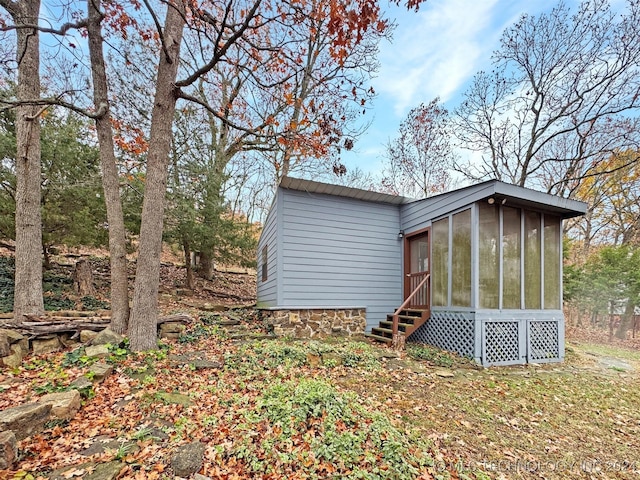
[340,0,567,177]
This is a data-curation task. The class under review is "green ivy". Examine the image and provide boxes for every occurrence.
[0,256,14,313]
[230,378,434,479]
[81,295,110,310]
[407,344,456,368]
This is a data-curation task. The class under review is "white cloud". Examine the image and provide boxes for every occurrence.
[375,0,502,116]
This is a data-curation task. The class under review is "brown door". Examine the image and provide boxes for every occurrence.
[404,230,430,309]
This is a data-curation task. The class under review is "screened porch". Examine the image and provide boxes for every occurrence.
[409,199,567,366]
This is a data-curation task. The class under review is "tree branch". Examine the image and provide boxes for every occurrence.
[0,19,88,35]
[0,96,107,119]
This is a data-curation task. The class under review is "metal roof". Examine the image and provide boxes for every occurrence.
[279,176,411,205]
[279,176,588,218]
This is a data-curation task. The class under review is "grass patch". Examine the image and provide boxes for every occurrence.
[330,354,640,479]
[577,342,640,362]
[9,315,639,480]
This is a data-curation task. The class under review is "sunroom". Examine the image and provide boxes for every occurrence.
[401,185,585,365]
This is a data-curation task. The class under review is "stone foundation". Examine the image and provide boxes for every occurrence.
[260,308,366,338]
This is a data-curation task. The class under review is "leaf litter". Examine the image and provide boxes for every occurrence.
[1,263,639,479]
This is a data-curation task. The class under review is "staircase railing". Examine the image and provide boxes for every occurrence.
[392,273,430,348]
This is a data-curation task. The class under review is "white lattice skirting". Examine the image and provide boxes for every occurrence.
[410,312,476,359]
[409,312,563,366]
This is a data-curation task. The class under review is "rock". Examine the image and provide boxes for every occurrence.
[306,353,321,368]
[85,461,125,480]
[156,392,192,406]
[39,390,81,420]
[50,461,124,480]
[59,333,79,348]
[0,402,51,440]
[80,330,99,343]
[159,332,180,340]
[124,367,155,383]
[201,303,229,312]
[71,376,93,390]
[89,362,113,383]
[217,319,241,326]
[0,334,10,357]
[0,329,24,344]
[435,369,455,378]
[0,430,17,469]
[91,328,124,347]
[168,354,196,366]
[146,427,169,442]
[49,462,95,480]
[321,353,343,366]
[159,322,186,334]
[10,343,25,357]
[17,338,29,353]
[171,442,206,477]
[194,474,212,480]
[32,336,62,355]
[191,359,222,370]
[80,436,120,456]
[85,344,110,359]
[1,351,22,368]
[376,350,400,359]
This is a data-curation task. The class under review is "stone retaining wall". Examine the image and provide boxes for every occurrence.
[260,308,366,338]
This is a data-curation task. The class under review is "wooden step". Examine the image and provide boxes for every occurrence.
[371,327,393,338]
[365,332,392,344]
[380,320,413,331]
[386,314,420,325]
[399,309,426,317]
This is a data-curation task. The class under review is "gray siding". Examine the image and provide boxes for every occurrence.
[400,183,494,232]
[256,191,280,307]
[280,189,402,330]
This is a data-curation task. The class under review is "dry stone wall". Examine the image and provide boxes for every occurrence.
[261,308,366,338]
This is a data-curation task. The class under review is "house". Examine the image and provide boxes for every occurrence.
[257,176,587,366]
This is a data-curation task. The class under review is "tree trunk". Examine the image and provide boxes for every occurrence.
[615,300,635,340]
[198,250,215,281]
[73,259,96,297]
[129,2,186,351]
[86,0,130,334]
[11,0,44,323]
[183,239,194,290]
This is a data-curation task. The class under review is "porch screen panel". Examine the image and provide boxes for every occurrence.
[452,209,471,307]
[502,206,521,309]
[432,218,449,306]
[478,203,499,309]
[524,211,541,309]
[544,216,561,309]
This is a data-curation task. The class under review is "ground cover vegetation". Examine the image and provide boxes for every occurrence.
[2,307,639,479]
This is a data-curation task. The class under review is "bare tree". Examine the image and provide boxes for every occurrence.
[0,0,44,322]
[86,0,130,334]
[128,0,186,351]
[382,98,454,198]
[454,0,640,194]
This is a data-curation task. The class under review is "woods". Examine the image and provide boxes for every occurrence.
[1,0,640,347]
[2,1,640,478]
[0,0,403,349]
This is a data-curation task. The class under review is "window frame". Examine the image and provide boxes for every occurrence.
[261,245,268,282]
